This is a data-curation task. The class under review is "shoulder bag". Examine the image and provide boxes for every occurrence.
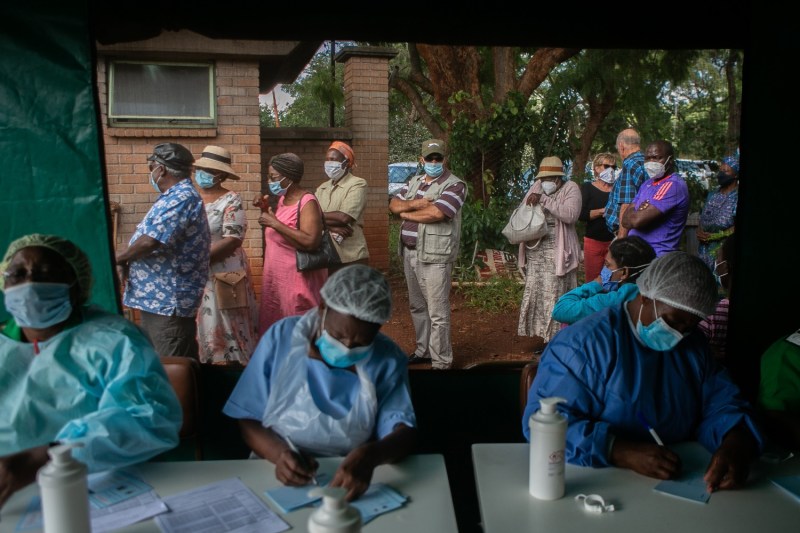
[213,270,248,309]
[502,201,548,244]
[295,195,342,272]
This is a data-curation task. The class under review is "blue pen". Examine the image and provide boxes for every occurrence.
[636,411,665,446]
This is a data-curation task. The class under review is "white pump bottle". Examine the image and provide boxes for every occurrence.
[307,486,362,533]
[528,396,567,500]
[37,442,91,533]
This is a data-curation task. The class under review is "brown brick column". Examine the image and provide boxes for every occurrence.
[335,47,398,272]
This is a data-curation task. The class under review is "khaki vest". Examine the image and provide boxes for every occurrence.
[400,172,465,264]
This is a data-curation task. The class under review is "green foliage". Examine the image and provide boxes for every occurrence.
[389,111,430,163]
[387,217,403,278]
[456,275,525,314]
[458,196,516,265]
[448,91,537,201]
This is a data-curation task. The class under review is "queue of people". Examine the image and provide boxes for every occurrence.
[2,134,787,512]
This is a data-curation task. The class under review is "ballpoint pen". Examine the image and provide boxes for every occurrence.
[284,436,319,486]
[636,411,665,446]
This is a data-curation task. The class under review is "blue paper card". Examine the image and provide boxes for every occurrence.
[263,473,333,513]
[771,475,800,504]
[653,473,711,504]
[87,469,153,509]
[350,483,408,524]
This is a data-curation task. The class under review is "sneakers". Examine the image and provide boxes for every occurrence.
[408,355,431,365]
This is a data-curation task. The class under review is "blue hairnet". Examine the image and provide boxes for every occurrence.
[636,252,717,318]
[320,265,392,324]
[0,234,93,304]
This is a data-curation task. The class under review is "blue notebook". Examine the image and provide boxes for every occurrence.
[771,475,800,504]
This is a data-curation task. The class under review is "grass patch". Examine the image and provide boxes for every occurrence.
[456,275,524,314]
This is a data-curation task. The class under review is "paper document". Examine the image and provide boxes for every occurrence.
[155,477,289,533]
[350,483,409,524]
[15,491,167,533]
[263,473,332,513]
[653,472,711,504]
[771,475,800,504]
[88,469,154,509]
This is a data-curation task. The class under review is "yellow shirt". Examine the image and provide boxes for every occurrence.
[315,172,369,263]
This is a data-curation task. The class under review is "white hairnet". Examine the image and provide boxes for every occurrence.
[636,251,717,318]
[1,233,93,304]
[320,265,392,324]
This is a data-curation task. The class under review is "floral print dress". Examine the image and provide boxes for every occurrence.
[197,191,259,364]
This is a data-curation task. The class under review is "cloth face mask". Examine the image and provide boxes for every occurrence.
[599,167,617,184]
[3,282,73,328]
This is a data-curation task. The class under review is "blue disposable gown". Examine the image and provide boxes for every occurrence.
[523,302,763,466]
[0,307,181,471]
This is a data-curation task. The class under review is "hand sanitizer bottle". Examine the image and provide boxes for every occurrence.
[37,442,91,533]
[529,396,567,500]
[307,486,362,533]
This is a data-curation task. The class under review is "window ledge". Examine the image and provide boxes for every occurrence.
[106,127,218,138]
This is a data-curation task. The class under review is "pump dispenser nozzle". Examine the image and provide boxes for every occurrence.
[307,486,362,533]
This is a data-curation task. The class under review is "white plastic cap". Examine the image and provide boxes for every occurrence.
[539,397,566,414]
[47,442,84,466]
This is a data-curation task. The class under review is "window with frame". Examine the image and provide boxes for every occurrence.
[108,61,215,127]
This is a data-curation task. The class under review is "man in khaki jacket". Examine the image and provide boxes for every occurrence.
[389,139,466,370]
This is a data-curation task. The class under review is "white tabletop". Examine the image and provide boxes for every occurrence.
[472,442,800,533]
[0,454,457,533]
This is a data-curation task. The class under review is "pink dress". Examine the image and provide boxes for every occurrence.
[259,194,328,335]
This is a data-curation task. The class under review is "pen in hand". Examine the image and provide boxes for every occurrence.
[284,436,319,486]
[636,411,665,446]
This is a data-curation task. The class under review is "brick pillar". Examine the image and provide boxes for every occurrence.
[335,46,398,272]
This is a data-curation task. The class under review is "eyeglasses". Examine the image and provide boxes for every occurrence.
[424,155,444,163]
[602,164,617,170]
[2,267,60,285]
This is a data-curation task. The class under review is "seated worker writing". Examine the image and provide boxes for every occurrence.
[223,265,417,501]
[0,234,181,509]
[523,251,763,493]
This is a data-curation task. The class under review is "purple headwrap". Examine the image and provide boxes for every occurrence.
[723,155,739,175]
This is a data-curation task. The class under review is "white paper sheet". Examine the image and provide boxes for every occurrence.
[154,477,289,533]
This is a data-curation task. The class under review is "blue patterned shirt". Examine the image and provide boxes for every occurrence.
[123,179,211,317]
[604,151,647,233]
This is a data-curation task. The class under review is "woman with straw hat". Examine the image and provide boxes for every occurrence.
[193,145,258,365]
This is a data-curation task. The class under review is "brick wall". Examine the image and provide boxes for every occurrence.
[98,58,264,301]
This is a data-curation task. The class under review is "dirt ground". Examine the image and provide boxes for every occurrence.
[380,272,545,369]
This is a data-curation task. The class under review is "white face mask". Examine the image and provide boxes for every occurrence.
[599,167,617,184]
[541,181,558,195]
[324,161,347,181]
[644,156,671,180]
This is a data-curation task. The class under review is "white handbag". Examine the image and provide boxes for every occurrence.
[502,202,548,244]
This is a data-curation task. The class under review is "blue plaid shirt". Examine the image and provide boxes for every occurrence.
[123,179,211,317]
[604,151,647,233]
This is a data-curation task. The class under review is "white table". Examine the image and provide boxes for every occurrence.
[472,442,800,533]
[0,454,457,533]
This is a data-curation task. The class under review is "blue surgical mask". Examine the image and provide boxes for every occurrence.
[424,162,444,178]
[635,299,685,351]
[194,169,217,189]
[149,169,162,193]
[269,178,288,196]
[314,308,372,368]
[3,282,73,329]
[600,266,622,292]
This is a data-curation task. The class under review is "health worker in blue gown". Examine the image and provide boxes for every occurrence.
[0,234,181,510]
[523,251,763,493]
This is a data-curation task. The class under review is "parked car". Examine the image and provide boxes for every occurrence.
[388,162,420,199]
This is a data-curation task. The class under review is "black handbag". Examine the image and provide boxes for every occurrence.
[294,194,342,272]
